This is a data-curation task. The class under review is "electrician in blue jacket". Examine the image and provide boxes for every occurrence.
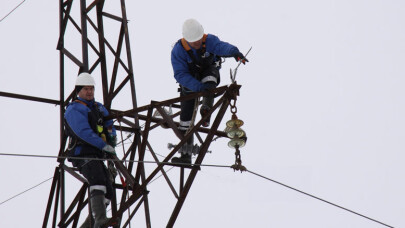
[170,18,248,164]
[64,72,117,228]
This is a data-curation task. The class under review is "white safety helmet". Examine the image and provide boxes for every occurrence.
[75,72,96,86]
[182,19,204,42]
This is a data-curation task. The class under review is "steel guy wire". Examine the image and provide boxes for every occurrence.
[0,166,174,208]
[0,176,53,206]
[0,0,26,23]
[149,166,175,185]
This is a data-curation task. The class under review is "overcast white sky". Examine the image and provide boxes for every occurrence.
[0,0,404,227]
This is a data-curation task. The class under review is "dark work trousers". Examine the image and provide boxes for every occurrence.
[71,154,114,200]
[179,65,220,131]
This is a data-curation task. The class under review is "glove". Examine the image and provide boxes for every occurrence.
[233,52,249,64]
[102,145,116,156]
[108,162,118,182]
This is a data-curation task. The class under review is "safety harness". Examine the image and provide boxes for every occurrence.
[180,34,208,63]
[74,100,108,141]
[179,34,221,79]
[65,100,111,157]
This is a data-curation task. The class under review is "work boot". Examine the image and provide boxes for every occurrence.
[200,96,214,127]
[90,194,110,228]
[171,152,192,164]
[172,130,193,164]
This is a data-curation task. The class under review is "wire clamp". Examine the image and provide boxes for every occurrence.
[230,147,247,172]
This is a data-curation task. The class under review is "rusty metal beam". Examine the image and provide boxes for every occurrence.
[62,164,88,183]
[52,172,61,228]
[61,47,83,67]
[111,92,233,220]
[0,91,59,105]
[43,167,60,228]
[57,0,72,50]
[134,107,152,183]
[80,0,89,71]
[168,96,231,227]
[111,74,131,99]
[120,195,146,228]
[155,106,184,139]
[42,1,242,227]
[108,86,228,120]
[58,184,87,227]
[146,142,179,198]
[108,24,125,99]
[102,11,124,22]
[86,0,100,12]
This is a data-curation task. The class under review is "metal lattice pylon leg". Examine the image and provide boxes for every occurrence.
[0,0,242,227]
[7,1,244,227]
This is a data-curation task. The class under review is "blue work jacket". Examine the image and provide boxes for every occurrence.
[64,97,116,156]
[171,34,240,92]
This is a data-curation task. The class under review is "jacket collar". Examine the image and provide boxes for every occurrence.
[77,97,95,107]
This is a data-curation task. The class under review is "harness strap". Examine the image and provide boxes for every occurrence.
[181,34,208,65]
[73,99,106,138]
[74,99,88,106]
[74,99,101,111]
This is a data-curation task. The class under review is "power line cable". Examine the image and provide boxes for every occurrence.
[0,152,393,227]
[246,169,394,228]
[0,0,26,23]
[0,152,231,168]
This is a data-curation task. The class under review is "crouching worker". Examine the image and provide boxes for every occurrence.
[64,72,118,228]
[170,19,248,164]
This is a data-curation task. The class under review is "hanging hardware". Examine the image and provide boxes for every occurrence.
[225,97,247,172]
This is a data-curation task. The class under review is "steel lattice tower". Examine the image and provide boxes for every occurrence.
[0,0,242,227]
